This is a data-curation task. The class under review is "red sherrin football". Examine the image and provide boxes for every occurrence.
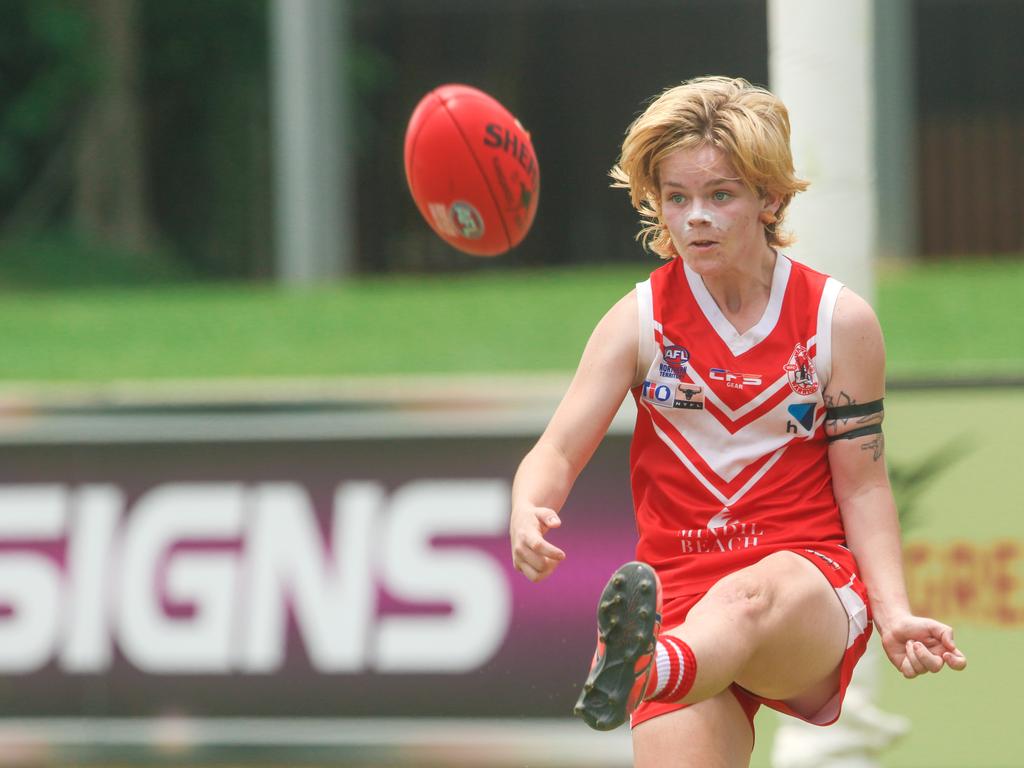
[404,84,540,256]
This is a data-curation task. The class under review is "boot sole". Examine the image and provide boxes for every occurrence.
[573,561,658,731]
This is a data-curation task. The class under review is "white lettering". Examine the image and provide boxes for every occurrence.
[0,485,67,535]
[0,485,67,672]
[60,485,122,671]
[376,480,511,673]
[237,482,379,673]
[117,484,244,672]
[0,479,513,676]
[0,554,61,672]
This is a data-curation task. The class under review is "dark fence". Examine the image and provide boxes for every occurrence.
[917,113,1024,257]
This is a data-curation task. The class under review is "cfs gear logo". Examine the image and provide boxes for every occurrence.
[662,346,690,377]
[784,343,819,395]
[450,201,484,239]
[709,368,763,390]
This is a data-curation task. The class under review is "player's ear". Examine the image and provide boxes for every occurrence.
[759,193,782,225]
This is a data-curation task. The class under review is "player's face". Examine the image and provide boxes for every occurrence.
[658,145,776,276]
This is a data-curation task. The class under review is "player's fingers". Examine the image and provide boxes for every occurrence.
[899,652,920,679]
[903,640,927,677]
[899,657,918,679]
[532,536,565,561]
[517,560,541,582]
[522,556,563,583]
[913,640,945,673]
[537,509,561,529]
[943,649,968,671]
[537,556,563,580]
[532,536,566,561]
[939,626,958,652]
[515,545,547,574]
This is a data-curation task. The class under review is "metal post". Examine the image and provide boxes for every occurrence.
[270,0,352,284]
[874,0,917,262]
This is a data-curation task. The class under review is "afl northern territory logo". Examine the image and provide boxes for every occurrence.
[784,343,818,395]
[662,345,690,376]
[450,201,484,239]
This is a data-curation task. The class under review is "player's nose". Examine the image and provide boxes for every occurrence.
[687,202,711,227]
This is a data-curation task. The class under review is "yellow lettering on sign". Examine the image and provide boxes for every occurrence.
[903,540,1023,626]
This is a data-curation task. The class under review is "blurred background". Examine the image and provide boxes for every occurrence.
[0,0,1021,766]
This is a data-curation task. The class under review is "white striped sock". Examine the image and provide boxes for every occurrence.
[653,642,672,697]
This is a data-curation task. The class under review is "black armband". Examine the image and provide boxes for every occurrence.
[827,423,883,442]
[825,398,884,421]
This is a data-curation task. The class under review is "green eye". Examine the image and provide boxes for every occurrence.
[713,191,731,201]
[669,193,685,204]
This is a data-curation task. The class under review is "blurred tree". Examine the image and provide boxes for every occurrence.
[141,0,272,278]
[74,0,152,251]
[0,0,93,235]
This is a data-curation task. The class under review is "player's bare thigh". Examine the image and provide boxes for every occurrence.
[632,690,754,768]
[676,550,849,710]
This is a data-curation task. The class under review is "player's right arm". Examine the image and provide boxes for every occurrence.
[510,290,643,582]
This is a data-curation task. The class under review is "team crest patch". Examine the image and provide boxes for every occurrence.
[784,343,818,395]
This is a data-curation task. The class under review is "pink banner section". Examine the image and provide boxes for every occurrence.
[0,433,637,719]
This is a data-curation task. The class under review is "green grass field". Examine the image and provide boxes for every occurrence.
[0,257,1020,385]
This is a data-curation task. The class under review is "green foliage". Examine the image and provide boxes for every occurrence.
[0,0,93,210]
[0,231,190,289]
[140,0,272,277]
[887,437,970,529]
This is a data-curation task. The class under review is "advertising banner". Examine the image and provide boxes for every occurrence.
[0,384,1019,767]
[0,432,637,720]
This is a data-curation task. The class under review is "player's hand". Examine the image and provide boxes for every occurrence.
[879,613,967,678]
[509,505,566,583]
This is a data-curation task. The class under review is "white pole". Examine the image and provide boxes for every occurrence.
[874,0,917,262]
[768,0,876,304]
[270,0,351,284]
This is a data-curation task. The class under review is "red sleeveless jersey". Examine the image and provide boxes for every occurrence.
[631,254,848,598]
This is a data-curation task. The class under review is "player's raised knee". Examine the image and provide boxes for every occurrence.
[702,569,774,624]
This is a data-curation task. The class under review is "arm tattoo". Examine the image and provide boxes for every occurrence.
[824,392,855,430]
[825,392,885,435]
[861,433,885,461]
[828,400,884,431]
[827,423,883,442]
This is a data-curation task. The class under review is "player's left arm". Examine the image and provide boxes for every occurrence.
[826,288,967,678]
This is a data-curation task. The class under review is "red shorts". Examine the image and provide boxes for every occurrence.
[631,545,872,737]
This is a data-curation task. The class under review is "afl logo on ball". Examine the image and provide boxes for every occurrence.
[450,201,484,239]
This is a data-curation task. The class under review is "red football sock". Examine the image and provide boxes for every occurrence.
[644,635,697,703]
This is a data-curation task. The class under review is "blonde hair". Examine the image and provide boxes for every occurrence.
[610,76,809,259]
